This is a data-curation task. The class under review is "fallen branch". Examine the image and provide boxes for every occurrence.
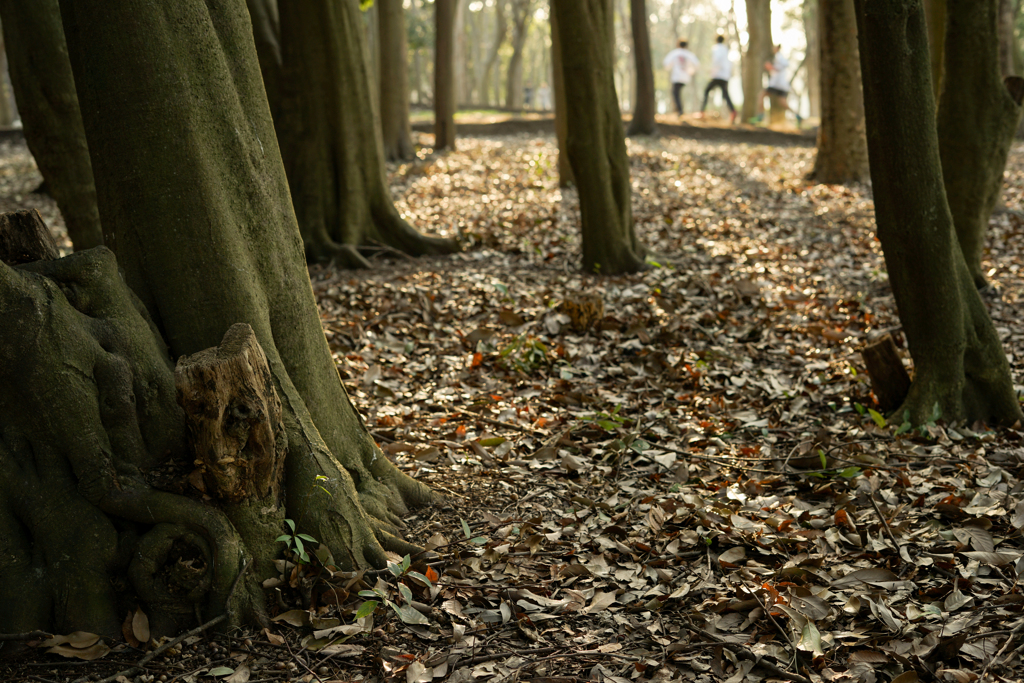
[0,630,53,641]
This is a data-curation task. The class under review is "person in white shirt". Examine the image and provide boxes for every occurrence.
[662,40,700,116]
[699,35,736,123]
[751,45,802,126]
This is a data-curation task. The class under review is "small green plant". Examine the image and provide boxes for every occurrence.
[355,555,436,626]
[498,333,550,374]
[276,519,318,564]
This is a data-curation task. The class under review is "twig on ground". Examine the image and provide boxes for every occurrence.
[869,492,901,552]
[0,630,52,641]
[981,616,1024,680]
[688,625,812,683]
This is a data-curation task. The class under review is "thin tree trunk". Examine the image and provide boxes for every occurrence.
[803,0,821,118]
[550,2,574,187]
[478,0,507,106]
[506,0,533,109]
[454,0,469,106]
[810,0,868,183]
[378,0,413,160]
[627,0,656,135]
[0,28,12,127]
[998,0,1016,77]
[0,0,102,251]
[936,0,1024,288]
[435,0,456,149]
[275,0,457,265]
[742,0,772,121]
[854,0,1021,425]
[551,0,645,274]
[922,0,946,102]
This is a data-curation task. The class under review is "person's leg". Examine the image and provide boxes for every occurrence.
[701,80,715,112]
[720,82,736,113]
[672,82,683,115]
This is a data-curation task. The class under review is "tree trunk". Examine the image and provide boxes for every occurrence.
[0,0,440,638]
[810,0,869,183]
[550,5,574,188]
[479,0,507,107]
[274,0,457,266]
[922,0,946,102]
[626,0,657,136]
[803,0,822,119]
[0,0,102,251]
[0,28,13,127]
[936,0,1024,289]
[378,0,414,160]
[854,0,1022,426]
[506,0,533,109]
[246,0,283,120]
[435,0,457,149]
[998,0,1016,77]
[741,0,772,121]
[551,0,646,274]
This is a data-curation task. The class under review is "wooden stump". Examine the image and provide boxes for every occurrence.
[0,209,59,265]
[860,333,912,413]
[175,323,286,503]
[769,94,788,127]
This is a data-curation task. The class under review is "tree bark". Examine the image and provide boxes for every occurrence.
[550,5,574,188]
[551,0,646,274]
[922,0,946,102]
[378,0,414,160]
[479,0,507,107]
[506,0,533,109]
[741,0,772,122]
[0,0,438,637]
[245,0,283,120]
[854,0,1022,426]
[803,0,822,119]
[0,27,13,127]
[626,0,657,136]
[998,0,1016,77]
[0,0,102,251]
[810,0,869,184]
[274,0,456,266]
[435,0,457,149]
[936,0,1024,289]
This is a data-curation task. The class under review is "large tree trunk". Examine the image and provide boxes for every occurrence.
[0,0,102,251]
[936,0,1024,289]
[506,0,533,109]
[922,0,946,102]
[0,0,440,638]
[551,0,646,274]
[854,0,1021,426]
[998,0,1016,77]
[810,0,869,183]
[274,0,456,266]
[550,5,574,188]
[741,0,772,121]
[379,0,414,161]
[435,0,457,149]
[803,0,822,119]
[246,0,283,120]
[626,0,657,136]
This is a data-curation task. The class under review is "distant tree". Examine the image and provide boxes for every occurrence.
[741,0,772,121]
[810,0,868,183]
[626,0,657,136]
[551,0,646,274]
[550,4,574,188]
[0,0,101,251]
[506,0,534,109]
[936,0,1024,288]
[435,0,456,149]
[479,0,508,106]
[803,0,821,118]
[855,0,1022,425]
[379,0,414,160]
[0,25,12,127]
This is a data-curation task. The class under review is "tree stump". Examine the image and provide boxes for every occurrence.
[860,333,911,413]
[769,93,788,126]
[0,209,58,265]
[175,323,287,504]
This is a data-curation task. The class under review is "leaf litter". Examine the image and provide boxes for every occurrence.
[4,132,1024,682]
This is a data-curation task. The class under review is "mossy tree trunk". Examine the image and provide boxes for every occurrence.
[854,0,1022,426]
[810,0,869,184]
[274,0,457,266]
[550,5,574,188]
[0,0,102,251]
[936,0,1024,289]
[551,0,646,274]
[0,0,436,639]
[922,0,946,102]
[246,0,283,121]
[626,0,657,136]
[379,0,414,161]
[435,0,457,150]
[741,0,772,122]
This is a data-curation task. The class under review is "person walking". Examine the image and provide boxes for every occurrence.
[699,35,736,123]
[750,44,802,127]
[662,40,699,116]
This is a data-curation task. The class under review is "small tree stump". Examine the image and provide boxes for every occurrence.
[769,93,789,126]
[860,333,911,413]
[175,323,286,503]
[0,209,59,265]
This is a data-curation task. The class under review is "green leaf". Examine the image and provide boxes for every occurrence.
[398,583,413,604]
[358,590,380,599]
[354,600,378,619]
[285,519,296,532]
[275,534,291,543]
[597,420,620,431]
[838,466,862,478]
[929,401,942,424]
[818,449,827,469]
[359,0,374,10]
[867,408,886,428]
[461,519,472,539]
[479,437,506,447]
[391,603,430,626]
[798,621,824,656]
[894,421,912,436]
[400,554,412,572]
[854,403,865,415]
[470,536,488,545]
[296,534,317,543]
[494,283,508,295]
[209,667,235,677]
[293,536,305,556]
[387,562,402,577]
[407,571,433,587]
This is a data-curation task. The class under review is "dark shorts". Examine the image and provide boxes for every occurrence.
[766,87,789,97]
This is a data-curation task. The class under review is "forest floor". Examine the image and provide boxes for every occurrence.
[4,128,1024,683]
